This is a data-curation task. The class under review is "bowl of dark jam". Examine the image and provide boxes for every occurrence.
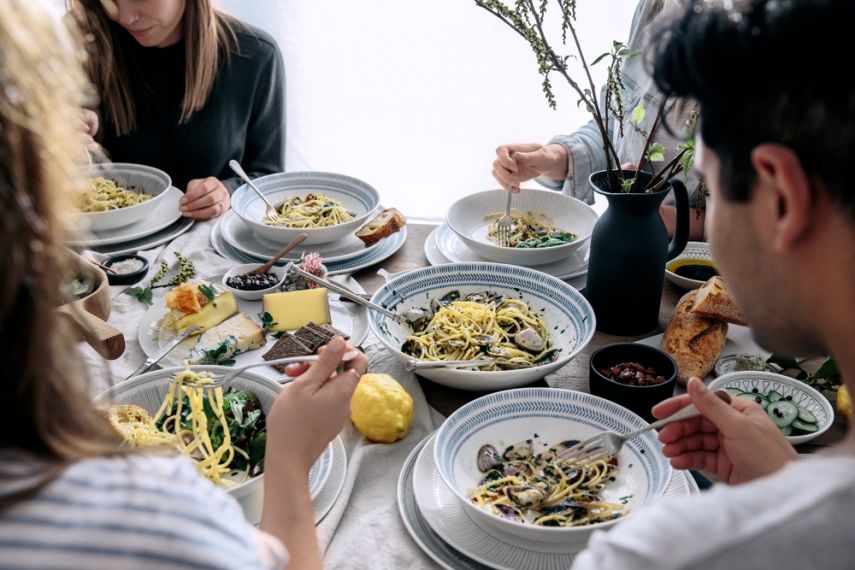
[222,263,287,301]
[665,241,718,290]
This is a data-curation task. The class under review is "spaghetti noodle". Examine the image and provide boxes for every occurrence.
[264,192,353,227]
[469,439,628,527]
[74,176,153,212]
[484,208,577,248]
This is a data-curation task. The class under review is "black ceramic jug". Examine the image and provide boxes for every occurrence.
[584,170,689,335]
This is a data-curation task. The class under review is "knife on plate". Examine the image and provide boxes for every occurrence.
[124,325,203,380]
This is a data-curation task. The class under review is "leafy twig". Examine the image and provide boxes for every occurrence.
[767,354,841,392]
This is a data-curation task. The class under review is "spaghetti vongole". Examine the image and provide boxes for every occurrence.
[401,290,558,371]
[264,192,353,227]
[74,176,153,212]
[484,208,577,249]
[470,439,628,527]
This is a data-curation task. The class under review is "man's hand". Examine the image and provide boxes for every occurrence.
[653,377,799,485]
[180,177,231,220]
[492,143,568,193]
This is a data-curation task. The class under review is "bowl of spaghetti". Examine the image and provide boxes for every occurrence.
[93,366,332,525]
[231,171,380,245]
[433,387,672,548]
[446,188,598,266]
[369,262,596,391]
[74,163,172,232]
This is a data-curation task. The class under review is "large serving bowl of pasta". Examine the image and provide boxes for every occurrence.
[231,171,381,245]
[74,163,172,232]
[93,366,333,526]
[368,262,596,391]
[433,387,672,550]
[446,188,598,266]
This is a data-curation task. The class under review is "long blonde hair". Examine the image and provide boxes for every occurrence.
[0,0,121,507]
[70,0,238,135]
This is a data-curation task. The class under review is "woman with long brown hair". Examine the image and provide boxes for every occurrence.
[0,4,363,567]
[71,0,286,220]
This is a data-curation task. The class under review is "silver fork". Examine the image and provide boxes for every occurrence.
[229,160,280,224]
[558,390,732,466]
[495,183,514,247]
[181,349,361,388]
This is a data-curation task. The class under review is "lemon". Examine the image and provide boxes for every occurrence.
[351,373,414,443]
[837,384,851,424]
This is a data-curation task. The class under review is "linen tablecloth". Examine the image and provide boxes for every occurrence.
[79,220,447,569]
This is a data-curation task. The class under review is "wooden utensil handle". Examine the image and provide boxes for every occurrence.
[250,232,309,275]
[60,306,126,360]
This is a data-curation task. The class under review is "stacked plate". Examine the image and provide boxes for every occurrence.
[398,389,702,570]
[211,209,407,275]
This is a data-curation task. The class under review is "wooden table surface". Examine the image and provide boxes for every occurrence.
[352,223,846,463]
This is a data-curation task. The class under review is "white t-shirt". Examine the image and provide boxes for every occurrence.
[572,455,855,569]
[0,452,289,570]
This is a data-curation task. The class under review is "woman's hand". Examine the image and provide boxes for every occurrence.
[79,109,100,151]
[652,377,799,485]
[180,177,231,220]
[492,143,569,193]
[267,337,367,476]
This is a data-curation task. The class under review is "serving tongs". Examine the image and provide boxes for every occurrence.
[286,263,410,324]
[405,358,496,372]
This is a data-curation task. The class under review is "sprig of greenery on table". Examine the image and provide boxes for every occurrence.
[258,312,278,334]
[767,354,841,392]
[124,286,153,307]
[124,251,197,306]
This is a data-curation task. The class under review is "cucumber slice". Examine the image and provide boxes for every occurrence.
[737,392,770,409]
[767,400,799,427]
[792,418,819,433]
[724,387,746,397]
[796,405,817,424]
[767,390,783,402]
[779,425,793,436]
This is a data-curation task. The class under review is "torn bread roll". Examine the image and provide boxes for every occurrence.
[355,208,406,244]
[690,275,747,326]
[661,289,728,385]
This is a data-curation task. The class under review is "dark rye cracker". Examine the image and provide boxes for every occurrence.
[318,323,350,341]
[293,327,329,353]
[263,333,312,373]
[304,322,336,343]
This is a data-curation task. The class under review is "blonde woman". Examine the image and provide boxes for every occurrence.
[0,4,363,567]
[71,0,285,220]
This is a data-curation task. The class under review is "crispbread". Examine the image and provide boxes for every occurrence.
[690,275,747,326]
[263,333,313,372]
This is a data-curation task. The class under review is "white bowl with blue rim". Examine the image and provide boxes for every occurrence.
[368,262,596,391]
[231,171,381,246]
[93,366,332,525]
[664,241,718,290]
[75,163,173,232]
[432,387,673,546]
[446,188,598,266]
[708,371,834,445]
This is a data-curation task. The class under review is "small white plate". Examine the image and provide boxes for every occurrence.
[137,276,369,381]
[664,241,717,290]
[433,223,589,280]
[314,434,347,524]
[68,186,184,247]
[220,209,391,263]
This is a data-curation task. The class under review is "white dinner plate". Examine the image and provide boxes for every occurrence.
[220,208,391,263]
[313,434,347,524]
[431,223,589,280]
[137,276,369,381]
[211,217,407,276]
[68,186,184,247]
[86,216,195,256]
[400,432,697,570]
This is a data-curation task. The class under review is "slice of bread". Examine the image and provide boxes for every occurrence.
[355,208,406,244]
[690,275,748,326]
[106,405,152,437]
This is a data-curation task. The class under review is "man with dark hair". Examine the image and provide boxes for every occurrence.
[572,1,855,568]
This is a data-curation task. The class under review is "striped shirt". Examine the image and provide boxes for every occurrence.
[0,452,288,570]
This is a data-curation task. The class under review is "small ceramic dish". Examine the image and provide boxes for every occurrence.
[103,254,150,286]
[664,241,718,290]
[709,371,834,444]
[713,354,778,378]
[221,262,288,301]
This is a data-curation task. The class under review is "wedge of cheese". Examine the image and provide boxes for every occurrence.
[171,289,239,334]
[262,288,331,332]
[184,313,266,365]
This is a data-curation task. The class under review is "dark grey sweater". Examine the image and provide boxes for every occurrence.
[96,22,285,192]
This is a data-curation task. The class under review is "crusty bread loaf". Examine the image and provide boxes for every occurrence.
[661,289,728,385]
[356,208,406,244]
[690,275,747,326]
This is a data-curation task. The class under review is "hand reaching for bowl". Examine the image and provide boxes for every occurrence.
[652,377,799,485]
[180,176,231,220]
[492,143,569,193]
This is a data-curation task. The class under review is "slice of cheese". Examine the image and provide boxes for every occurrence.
[185,313,266,365]
[262,288,331,332]
[174,290,239,334]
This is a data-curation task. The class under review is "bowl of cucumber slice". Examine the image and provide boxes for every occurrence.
[709,371,834,444]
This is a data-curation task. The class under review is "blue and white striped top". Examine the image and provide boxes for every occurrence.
[0,452,288,570]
